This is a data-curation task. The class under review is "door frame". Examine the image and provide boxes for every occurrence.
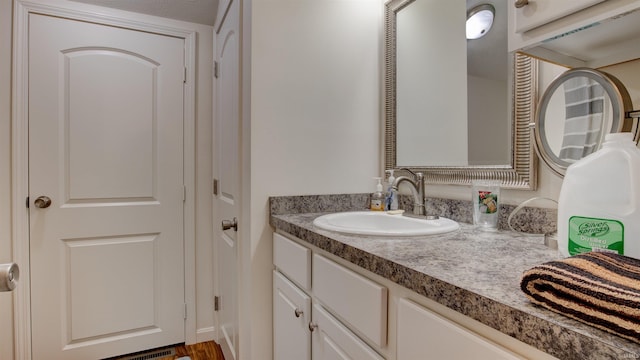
[11,1,198,358]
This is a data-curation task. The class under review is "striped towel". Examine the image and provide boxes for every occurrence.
[520,252,640,343]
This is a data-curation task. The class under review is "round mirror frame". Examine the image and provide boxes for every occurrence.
[534,67,634,177]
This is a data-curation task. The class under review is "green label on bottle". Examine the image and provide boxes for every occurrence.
[567,216,624,256]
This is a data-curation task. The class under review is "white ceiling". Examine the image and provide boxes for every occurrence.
[70,0,218,26]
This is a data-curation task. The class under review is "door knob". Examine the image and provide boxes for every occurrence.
[0,263,19,292]
[221,217,238,231]
[34,196,52,208]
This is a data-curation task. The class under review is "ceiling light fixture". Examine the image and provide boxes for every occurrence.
[466,4,495,40]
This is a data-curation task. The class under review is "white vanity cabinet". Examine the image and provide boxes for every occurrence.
[273,232,386,360]
[397,298,523,360]
[273,231,557,360]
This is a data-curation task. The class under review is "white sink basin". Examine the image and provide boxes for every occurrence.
[313,211,459,237]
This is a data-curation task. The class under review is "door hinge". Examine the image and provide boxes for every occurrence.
[213,178,218,196]
[214,61,219,79]
[184,303,188,320]
[214,296,219,311]
[184,67,187,83]
[26,196,29,208]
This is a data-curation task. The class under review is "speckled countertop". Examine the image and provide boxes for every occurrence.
[269,194,640,360]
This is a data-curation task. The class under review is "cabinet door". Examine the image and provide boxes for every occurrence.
[274,232,311,290]
[397,299,523,360]
[512,0,604,33]
[313,254,387,347]
[274,271,311,360]
[312,304,384,360]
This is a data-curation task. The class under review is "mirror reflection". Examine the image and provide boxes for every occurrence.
[395,0,510,167]
[534,67,635,177]
[544,74,613,161]
[385,0,537,189]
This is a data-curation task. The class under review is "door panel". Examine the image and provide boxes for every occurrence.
[214,1,241,359]
[66,49,156,200]
[67,235,156,340]
[29,14,185,360]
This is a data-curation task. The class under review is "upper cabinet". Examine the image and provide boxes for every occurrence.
[509,0,640,68]
[512,0,605,33]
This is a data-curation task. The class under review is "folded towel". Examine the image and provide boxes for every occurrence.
[520,252,640,343]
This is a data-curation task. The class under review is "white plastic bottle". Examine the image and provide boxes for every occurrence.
[557,133,640,259]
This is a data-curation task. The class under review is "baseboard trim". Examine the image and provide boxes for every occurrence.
[195,326,215,344]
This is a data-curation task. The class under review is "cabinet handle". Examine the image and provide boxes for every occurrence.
[308,322,318,332]
[294,308,303,318]
[514,0,529,8]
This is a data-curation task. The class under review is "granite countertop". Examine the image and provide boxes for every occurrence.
[269,195,640,360]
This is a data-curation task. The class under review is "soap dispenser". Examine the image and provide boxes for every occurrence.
[385,170,398,211]
[371,177,384,211]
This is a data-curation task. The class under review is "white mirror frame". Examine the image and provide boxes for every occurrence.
[384,0,538,190]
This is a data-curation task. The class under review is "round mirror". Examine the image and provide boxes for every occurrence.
[534,67,634,177]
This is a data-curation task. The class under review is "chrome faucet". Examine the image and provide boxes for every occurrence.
[391,168,425,216]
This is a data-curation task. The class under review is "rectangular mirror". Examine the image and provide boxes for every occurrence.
[384,0,538,189]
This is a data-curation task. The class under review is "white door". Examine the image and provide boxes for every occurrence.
[214,1,241,359]
[28,14,186,360]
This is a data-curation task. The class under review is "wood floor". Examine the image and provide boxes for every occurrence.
[113,341,224,360]
[164,341,225,360]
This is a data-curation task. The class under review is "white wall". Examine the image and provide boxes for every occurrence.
[242,3,640,359]
[602,59,640,108]
[1,0,215,351]
[247,0,383,358]
[0,0,15,358]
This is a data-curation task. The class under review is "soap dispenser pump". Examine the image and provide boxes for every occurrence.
[385,170,398,211]
[371,177,384,211]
